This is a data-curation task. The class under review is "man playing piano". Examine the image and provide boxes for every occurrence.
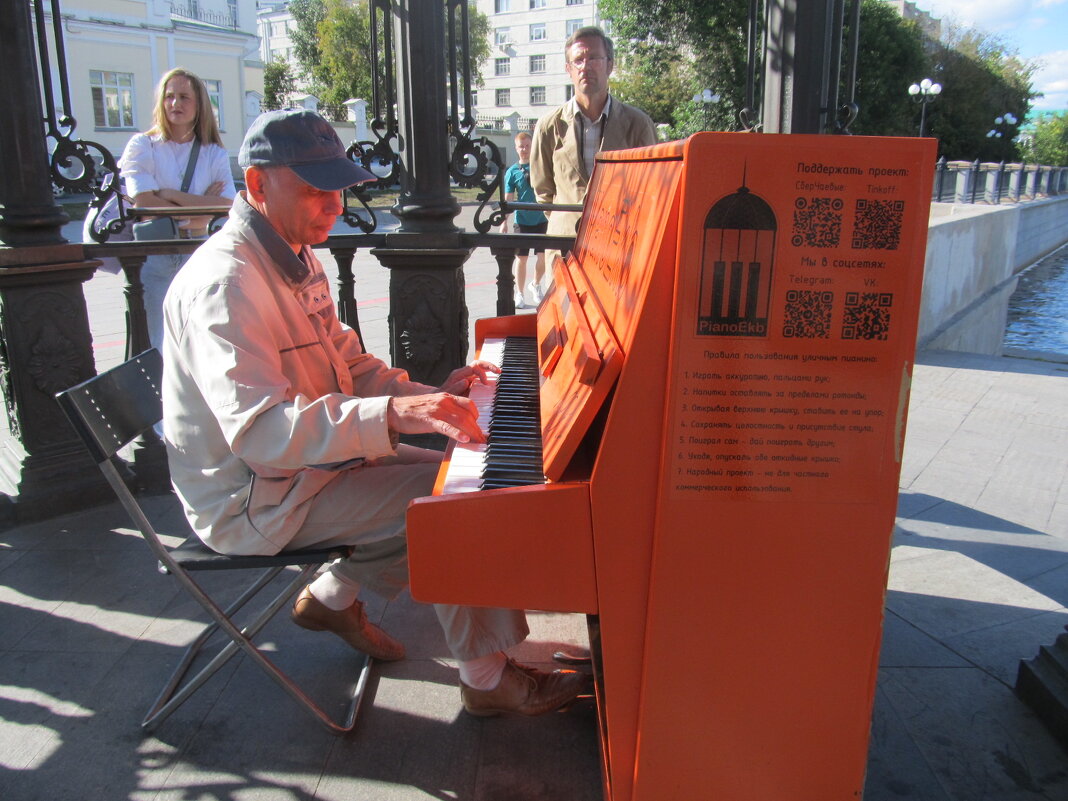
[161,109,587,717]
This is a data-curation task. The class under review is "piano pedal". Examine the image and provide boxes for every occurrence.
[553,648,592,666]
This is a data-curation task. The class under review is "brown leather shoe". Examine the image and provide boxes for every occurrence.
[460,658,588,717]
[290,587,405,661]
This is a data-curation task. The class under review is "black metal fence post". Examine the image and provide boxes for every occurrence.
[0,0,115,522]
[370,0,473,417]
[934,157,947,202]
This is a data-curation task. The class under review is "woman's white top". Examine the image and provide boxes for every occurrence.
[120,133,237,201]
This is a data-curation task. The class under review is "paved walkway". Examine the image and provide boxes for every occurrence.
[2,207,1068,799]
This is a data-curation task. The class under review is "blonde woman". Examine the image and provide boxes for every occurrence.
[119,68,236,350]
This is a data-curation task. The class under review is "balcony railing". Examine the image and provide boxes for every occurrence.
[169,1,238,30]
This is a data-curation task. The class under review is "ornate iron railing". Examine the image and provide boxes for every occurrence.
[169,1,238,30]
[33,0,136,241]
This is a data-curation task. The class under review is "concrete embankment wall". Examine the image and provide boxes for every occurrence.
[916,195,1068,354]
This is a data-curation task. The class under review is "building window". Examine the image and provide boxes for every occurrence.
[565,84,575,101]
[90,70,135,128]
[530,54,545,74]
[495,58,511,77]
[530,86,546,105]
[496,88,510,106]
[471,90,478,108]
[494,0,509,12]
[566,18,583,36]
[530,22,546,41]
[204,79,223,128]
[495,27,512,45]
[566,0,583,4]
[601,19,614,36]
[529,0,546,7]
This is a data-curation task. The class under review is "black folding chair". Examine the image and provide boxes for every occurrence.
[55,349,370,734]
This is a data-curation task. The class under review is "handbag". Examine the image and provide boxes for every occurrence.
[132,139,201,241]
[131,215,179,241]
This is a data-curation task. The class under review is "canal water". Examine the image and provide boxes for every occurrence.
[1003,244,1068,356]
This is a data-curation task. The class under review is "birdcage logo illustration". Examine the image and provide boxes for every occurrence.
[696,178,777,337]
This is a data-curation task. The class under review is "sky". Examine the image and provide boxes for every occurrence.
[911,0,1068,115]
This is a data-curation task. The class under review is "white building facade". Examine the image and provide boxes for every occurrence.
[473,0,605,132]
[42,0,263,169]
[257,0,296,65]
[883,0,941,42]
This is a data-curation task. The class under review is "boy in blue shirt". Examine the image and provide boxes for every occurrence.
[501,131,548,308]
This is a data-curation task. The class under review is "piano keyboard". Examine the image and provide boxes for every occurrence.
[439,336,545,494]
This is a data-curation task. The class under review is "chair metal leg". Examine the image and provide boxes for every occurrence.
[147,566,287,717]
[57,360,372,737]
[143,564,371,735]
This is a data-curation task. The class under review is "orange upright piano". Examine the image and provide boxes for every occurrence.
[407,132,937,801]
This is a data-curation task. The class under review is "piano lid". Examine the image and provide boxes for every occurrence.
[537,141,685,482]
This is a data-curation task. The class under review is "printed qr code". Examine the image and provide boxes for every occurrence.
[791,197,843,248]
[842,292,893,340]
[851,199,904,250]
[783,290,833,338]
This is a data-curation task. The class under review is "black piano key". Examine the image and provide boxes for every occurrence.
[478,336,544,488]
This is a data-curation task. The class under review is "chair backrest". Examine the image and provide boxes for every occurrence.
[55,349,163,463]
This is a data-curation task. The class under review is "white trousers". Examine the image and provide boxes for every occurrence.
[285,444,529,661]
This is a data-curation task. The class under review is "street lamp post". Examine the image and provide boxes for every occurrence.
[908,78,942,137]
[692,88,720,131]
[986,112,1018,140]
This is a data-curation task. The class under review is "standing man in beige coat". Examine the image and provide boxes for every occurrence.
[530,26,658,238]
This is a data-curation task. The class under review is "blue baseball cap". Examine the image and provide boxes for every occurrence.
[239,109,375,191]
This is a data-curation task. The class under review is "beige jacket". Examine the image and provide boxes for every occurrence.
[530,96,657,236]
[162,194,431,555]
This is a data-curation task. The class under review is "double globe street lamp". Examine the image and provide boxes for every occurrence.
[987,112,1018,139]
[908,78,942,137]
[692,88,721,131]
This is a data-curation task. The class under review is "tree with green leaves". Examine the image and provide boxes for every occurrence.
[289,0,490,119]
[288,0,328,85]
[927,25,1037,161]
[609,44,695,132]
[598,0,749,134]
[595,0,1041,159]
[847,0,930,137]
[1022,112,1068,166]
[263,58,297,111]
[316,0,374,110]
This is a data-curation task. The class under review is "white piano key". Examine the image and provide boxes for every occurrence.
[440,338,505,494]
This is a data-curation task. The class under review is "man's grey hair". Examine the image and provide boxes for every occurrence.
[564,26,614,62]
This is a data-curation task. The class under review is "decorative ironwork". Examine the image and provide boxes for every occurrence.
[362,0,401,190]
[33,0,131,242]
[339,160,379,234]
[397,275,449,369]
[454,124,506,235]
[335,0,406,233]
[350,0,507,233]
[445,0,506,233]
